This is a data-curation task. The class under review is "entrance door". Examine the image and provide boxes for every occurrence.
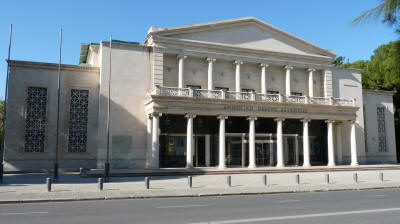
[255,140,276,166]
[160,135,186,167]
[226,136,243,167]
[194,136,205,167]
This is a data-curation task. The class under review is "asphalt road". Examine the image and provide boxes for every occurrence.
[1,189,400,224]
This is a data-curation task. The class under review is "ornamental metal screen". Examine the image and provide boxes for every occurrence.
[68,89,89,153]
[377,107,387,152]
[24,87,47,152]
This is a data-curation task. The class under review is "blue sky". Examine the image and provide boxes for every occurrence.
[0,0,398,97]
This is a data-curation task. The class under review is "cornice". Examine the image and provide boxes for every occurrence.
[363,89,396,96]
[7,60,100,73]
[151,35,333,64]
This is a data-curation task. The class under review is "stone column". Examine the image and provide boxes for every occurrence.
[275,118,285,168]
[284,65,293,96]
[307,68,315,97]
[335,123,343,164]
[146,114,153,167]
[234,60,243,92]
[207,58,216,90]
[301,119,311,167]
[151,112,162,168]
[205,134,211,167]
[326,120,335,167]
[247,116,257,168]
[260,63,269,94]
[177,55,187,88]
[350,120,359,166]
[185,114,196,168]
[218,115,228,169]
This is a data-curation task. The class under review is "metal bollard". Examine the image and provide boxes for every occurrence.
[262,174,267,186]
[98,178,104,191]
[188,176,192,188]
[295,174,300,185]
[326,173,330,184]
[227,175,231,187]
[354,173,358,183]
[379,172,384,182]
[145,177,150,189]
[46,178,52,192]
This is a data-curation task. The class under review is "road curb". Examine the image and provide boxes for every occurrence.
[1,185,399,204]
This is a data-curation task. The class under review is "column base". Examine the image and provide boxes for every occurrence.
[248,164,256,169]
[186,165,194,169]
[218,165,226,169]
[302,163,311,168]
[327,163,336,167]
[276,164,285,168]
[351,162,359,167]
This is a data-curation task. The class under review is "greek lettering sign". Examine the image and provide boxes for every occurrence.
[223,105,308,113]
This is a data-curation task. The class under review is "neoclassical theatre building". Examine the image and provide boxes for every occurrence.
[4,17,397,172]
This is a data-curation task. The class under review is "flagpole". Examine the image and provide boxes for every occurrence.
[54,28,62,181]
[105,36,112,181]
[0,24,13,184]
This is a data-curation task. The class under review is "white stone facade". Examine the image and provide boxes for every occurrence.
[3,17,397,171]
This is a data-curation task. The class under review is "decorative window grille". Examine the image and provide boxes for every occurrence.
[68,89,89,153]
[24,87,47,152]
[377,107,387,152]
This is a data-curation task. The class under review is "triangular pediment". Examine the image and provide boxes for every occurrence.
[149,17,335,58]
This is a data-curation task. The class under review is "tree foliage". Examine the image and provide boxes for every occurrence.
[339,40,400,92]
[352,0,400,32]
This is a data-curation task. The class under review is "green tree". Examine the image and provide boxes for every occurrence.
[341,41,400,91]
[352,0,400,32]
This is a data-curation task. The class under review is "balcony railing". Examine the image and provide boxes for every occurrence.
[151,86,356,107]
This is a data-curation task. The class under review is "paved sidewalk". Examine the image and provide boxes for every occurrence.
[0,169,400,203]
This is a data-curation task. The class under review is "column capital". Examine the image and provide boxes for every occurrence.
[259,63,269,68]
[325,119,335,124]
[147,113,153,119]
[334,121,344,125]
[234,60,243,65]
[274,118,285,122]
[206,57,216,62]
[284,65,293,70]
[185,113,196,119]
[349,120,357,124]
[247,116,258,121]
[300,118,311,123]
[151,112,162,117]
[306,68,316,72]
[217,115,228,120]
[177,55,187,60]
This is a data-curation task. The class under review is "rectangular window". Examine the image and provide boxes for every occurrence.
[291,92,303,96]
[215,87,229,91]
[241,88,254,93]
[186,85,201,90]
[25,87,47,152]
[377,107,387,152]
[68,89,89,153]
[267,90,279,94]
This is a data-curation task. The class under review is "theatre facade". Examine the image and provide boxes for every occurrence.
[3,17,397,172]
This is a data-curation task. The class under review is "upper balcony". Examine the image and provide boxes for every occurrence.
[150,85,356,107]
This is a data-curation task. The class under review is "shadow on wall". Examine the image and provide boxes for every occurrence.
[4,92,146,172]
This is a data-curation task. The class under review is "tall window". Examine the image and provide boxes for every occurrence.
[377,107,387,152]
[68,89,89,153]
[25,87,47,152]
